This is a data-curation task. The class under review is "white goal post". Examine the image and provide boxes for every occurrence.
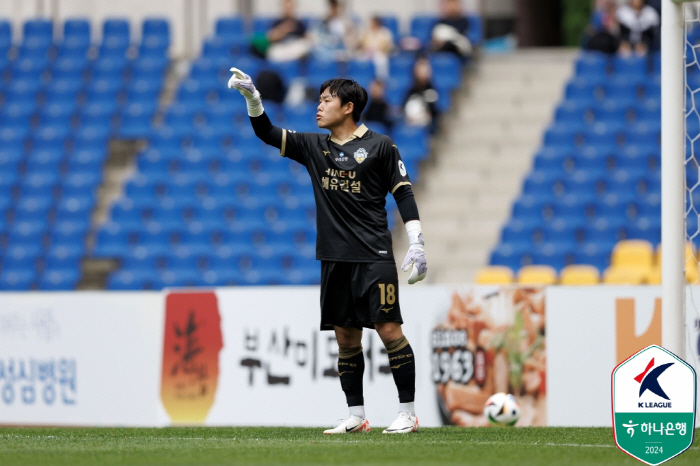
[663,0,687,358]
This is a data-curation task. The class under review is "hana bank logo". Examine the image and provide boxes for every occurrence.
[634,358,674,408]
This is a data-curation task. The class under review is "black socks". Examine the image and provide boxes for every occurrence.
[385,336,416,403]
[338,346,365,407]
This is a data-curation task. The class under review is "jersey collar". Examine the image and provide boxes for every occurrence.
[328,124,368,145]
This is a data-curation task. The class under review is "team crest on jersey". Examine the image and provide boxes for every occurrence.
[399,160,407,177]
[354,148,368,163]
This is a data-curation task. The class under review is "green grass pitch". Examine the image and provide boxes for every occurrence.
[0,426,698,466]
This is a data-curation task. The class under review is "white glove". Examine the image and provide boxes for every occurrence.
[401,220,427,284]
[228,67,264,117]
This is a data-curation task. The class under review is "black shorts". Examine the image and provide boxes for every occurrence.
[320,261,403,331]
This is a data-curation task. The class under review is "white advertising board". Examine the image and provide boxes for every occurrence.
[160,285,547,428]
[547,286,700,427]
[0,292,164,426]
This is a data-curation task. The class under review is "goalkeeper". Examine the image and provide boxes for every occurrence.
[229,68,427,435]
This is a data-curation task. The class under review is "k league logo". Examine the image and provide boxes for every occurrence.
[635,358,673,406]
[612,345,697,465]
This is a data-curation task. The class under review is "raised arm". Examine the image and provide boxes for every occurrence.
[227,67,283,149]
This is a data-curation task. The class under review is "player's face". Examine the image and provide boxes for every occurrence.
[317,89,353,129]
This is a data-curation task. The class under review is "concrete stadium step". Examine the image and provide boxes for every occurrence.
[407,48,577,284]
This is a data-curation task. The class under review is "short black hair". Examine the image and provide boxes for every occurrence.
[319,78,368,123]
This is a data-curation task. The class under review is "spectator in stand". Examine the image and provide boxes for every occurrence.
[266,0,311,62]
[364,80,394,131]
[617,0,660,57]
[403,57,440,133]
[311,0,359,62]
[358,16,394,80]
[585,0,621,54]
[430,0,472,60]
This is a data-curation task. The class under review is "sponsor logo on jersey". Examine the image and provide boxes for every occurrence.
[335,151,348,162]
[354,148,368,163]
[378,250,387,254]
[399,160,407,177]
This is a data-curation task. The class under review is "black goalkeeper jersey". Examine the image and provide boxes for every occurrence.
[279,124,412,262]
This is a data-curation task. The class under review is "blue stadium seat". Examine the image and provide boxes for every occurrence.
[595,192,636,219]
[91,57,129,78]
[0,20,11,53]
[561,169,604,196]
[0,268,36,290]
[56,195,95,221]
[56,40,89,59]
[23,18,53,42]
[594,99,633,124]
[585,217,626,244]
[7,221,47,244]
[583,121,625,146]
[157,267,203,288]
[139,37,169,58]
[142,18,170,47]
[39,268,81,290]
[45,244,84,269]
[500,218,541,244]
[431,54,462,89]
[202,36,233,60]
[21,171,60,197]
[626,121,660,146]
[51,220,90,246]
[0,149,23,172]
[550,193,595,221]
[215,16,245,38]
[1,100,37,123]
[63,18,91,47]
[555,100,592,127]
[604,75,644,102]
[572,242,612,272]
[52,56,88,77]
[613,56,649,75]
[524,171,561,202]
[103,18,130,42]
[14,196,53,222]
[565,76,604,101]
[637,193,660,218]
[531,242,573,271]
[284,266,320,285]
[409,15,436,45]
[107,269,156,290]
[490,241,531,270]
[606,168,646,195]
[131,56,168,79]
[511,194,547,219]
[252,17,276,34]
[307,58,341,88]
[575,51,609,76]
[62,171,101,195]
[626,216,661,243]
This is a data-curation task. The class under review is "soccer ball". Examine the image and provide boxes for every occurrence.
[483,392,520,426]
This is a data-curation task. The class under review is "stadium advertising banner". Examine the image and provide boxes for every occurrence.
[547,286,700,427]
[1,285,546,427]
[164,285,546,428]
[0,292,164,426]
